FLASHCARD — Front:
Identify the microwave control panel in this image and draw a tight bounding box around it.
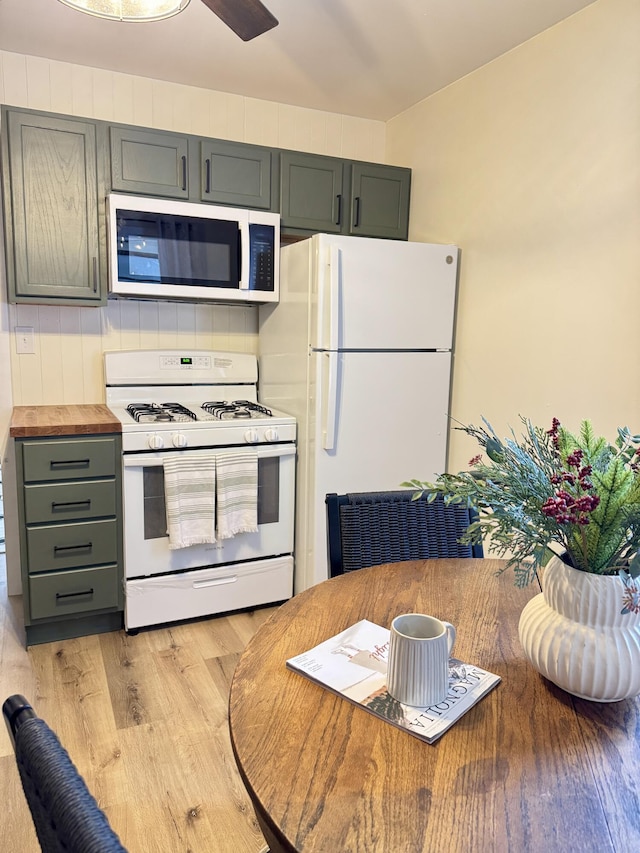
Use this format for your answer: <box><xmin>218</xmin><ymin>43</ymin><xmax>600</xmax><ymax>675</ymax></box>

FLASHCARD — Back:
<box><xmin>248</xmin><ymin>223</ymin><xmax>275</xmax><ymax>292</ymax></box>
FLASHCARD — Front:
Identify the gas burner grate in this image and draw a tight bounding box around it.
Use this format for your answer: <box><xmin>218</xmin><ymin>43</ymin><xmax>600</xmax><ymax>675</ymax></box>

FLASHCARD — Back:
<box><xmin>161</xmin><ymin>403</ymin><xmax>198</xmax><ymax>421</ymax></box>
<box><xmin>126</xmin><ymin>402</ymin><xmax>198</xmax><ymax>423</ymax></box>
<box><xmin>201</xmin><ymin>400</ymin><xmax>273</xmax><ymax>420</ymax></box>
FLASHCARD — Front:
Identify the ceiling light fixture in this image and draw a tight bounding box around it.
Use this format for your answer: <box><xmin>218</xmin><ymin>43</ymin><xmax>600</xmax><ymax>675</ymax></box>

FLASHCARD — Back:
<box><xmin>57</xmin><ymin>0</ymin><xmax>191</xmax><ymax>23</ymax></box>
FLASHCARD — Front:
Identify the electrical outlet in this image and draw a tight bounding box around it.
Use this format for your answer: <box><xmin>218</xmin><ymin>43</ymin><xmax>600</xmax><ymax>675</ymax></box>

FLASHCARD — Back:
<box><xmin>15</xmin><ymin>326</ymin><xmax>35</xmax><ymax>354</ymax></box>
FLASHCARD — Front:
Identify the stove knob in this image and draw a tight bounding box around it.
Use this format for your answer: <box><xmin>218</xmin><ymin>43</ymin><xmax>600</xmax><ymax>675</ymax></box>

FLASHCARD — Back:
<box><xmin>148</xmin><ymin>433</ymin><xmax>165</xmax><ymax>450</ymax></box>
<box><xmin>172</xmin><ymin>433</ymin><xmax>188</xmax><ymax>448</ymax></box>
<box><xmin>264</xmin><ymin>427</ymin><xmax>279</xmax><ymax>442</ymax></box>
<box><xmin>244</xmin><ymin>428</ymin><xmax>260</xmax><ymax>444</ymax></box>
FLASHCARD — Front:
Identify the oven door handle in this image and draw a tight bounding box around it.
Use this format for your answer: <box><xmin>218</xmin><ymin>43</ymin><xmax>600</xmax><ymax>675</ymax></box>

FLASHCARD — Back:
<box><xmin>122</xmin><ymin>444</ymin><xmax>296</xmax><ymax>468</ymax></box>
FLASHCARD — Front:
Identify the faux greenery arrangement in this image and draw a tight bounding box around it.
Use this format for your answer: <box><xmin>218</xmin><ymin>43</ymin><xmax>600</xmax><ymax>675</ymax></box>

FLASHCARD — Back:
<box><xmin>403</xmin><ymin>417</ymin><xmax>640</xmax><ymax>613</ymax></box>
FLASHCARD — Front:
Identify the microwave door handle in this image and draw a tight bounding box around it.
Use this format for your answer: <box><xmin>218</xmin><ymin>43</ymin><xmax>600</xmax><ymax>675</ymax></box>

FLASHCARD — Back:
<box><xmin>238</xmin><ymin>221</ymin><xmax>249</xmax><ymax>290</ymax></box>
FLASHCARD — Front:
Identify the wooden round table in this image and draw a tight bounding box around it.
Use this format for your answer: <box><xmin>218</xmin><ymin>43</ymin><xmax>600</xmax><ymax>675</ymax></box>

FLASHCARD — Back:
<box><xmin>229</xmin><ymin>559</ymin><xmax>640</xmax><ymax>852</ymax></box>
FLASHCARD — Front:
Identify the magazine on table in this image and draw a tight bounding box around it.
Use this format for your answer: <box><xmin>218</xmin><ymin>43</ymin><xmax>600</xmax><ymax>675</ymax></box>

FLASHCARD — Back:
<box><xmin>286</xmin><ymin>619</ymin><xmax>501</xmax><ymax>744</ymax></box>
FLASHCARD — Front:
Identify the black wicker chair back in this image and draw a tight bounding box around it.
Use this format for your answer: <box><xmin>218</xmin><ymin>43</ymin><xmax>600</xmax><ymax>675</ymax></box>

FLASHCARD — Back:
<box><xmin>2</xmin><ymin>694</ymin><xmax>127</xmax><ymax>853</ymax></box>
<box><xmin>326</xmin><ymin>490</ymin><xmax>483</xmax><ymax>576</ymax></box>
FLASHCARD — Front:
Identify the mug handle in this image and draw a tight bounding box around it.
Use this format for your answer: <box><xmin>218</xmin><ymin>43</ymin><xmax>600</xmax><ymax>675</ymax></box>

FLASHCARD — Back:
<box><xmin>443</xmin><ymin>621</ymin><xmax>456</xmax><ymax>654</ymax></box>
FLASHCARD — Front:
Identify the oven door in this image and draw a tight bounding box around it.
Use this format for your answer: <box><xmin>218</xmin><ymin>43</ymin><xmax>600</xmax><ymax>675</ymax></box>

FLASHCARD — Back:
<box><xmin>121</xmin><ymin>444</ymin><xmax>295</xmax><ymax>579</ymax></box>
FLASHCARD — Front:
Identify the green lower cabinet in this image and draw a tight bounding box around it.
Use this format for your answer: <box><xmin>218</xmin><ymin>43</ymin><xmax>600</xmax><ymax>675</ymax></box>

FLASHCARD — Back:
<box><xmin>29</xmin><ymin>565</ymin><xmax>121</xmax><ymax>621</ymax></box>
<box><xmin>26</xmin><ymin>518</ymin><xmax>119</xmax><ymax>573</ymax></box>
<box><xmin>24</xmin><ymin>479</ymin><xmax>117</xmax><ymax>525</ymax></box>
<box><xmin>16</xmin><ymin>433</ymin><xmax>124</xmax><ymax>646</ymax></box>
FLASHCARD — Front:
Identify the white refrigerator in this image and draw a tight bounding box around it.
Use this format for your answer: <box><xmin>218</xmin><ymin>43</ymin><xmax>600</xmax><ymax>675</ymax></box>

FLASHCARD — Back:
<box><xmin>258</xmin><ymin>233</ymin><xmax>459</xmax><ymax>593</ymax></box>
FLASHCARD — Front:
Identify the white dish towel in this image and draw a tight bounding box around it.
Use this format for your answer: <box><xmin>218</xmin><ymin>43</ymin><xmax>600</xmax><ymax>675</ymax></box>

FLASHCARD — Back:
<box><xmin>163</xmin><ymin>455</ymin><xmax>217</xmax><ymax>550</ymax></box>
<box><xmin>216</xmin><ymin>450</ymin><xmax>259</xmax><ymax>539</ymax></box>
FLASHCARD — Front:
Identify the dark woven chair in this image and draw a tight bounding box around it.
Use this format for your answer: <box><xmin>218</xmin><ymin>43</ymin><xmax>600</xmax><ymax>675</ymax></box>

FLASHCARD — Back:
<box><xmin>326</xmin><ymin>490</ymin><xmax>483</xmax><ymax>576</ymax></box>
<box><xmin>2</xmin><ymin>694</ymin><xmax>127</xmax><ymax>853</ymax></box>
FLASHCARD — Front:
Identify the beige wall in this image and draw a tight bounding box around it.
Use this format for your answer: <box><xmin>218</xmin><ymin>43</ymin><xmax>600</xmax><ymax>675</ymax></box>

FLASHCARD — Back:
<box><xmin>387</xmin><ymin>0</ymin><xmax>640</xmax><ymax>476</ymax></box>
<box><xmin>0</xmin><ymin>49</ymin><xmax>386</xmax><ymax>424</ymax></box>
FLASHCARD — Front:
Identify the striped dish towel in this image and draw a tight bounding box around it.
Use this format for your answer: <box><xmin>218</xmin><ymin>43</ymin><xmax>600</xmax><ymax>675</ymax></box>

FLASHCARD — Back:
<box><xmin>163</xmin><ymin>455</ymin><xmax>217</xmax><ymax>550</ymax></box>
<box><xmin>216</xmin><ymin>450</ymin><xmax>259</xmax><ymax>539</ymax></box>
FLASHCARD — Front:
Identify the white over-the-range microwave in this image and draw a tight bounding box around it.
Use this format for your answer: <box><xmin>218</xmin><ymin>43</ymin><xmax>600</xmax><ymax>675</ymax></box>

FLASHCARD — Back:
<box><xmin>107</xmin><ymin>194</ymin><xmax>280</xmax><ymax>304</ymax></box>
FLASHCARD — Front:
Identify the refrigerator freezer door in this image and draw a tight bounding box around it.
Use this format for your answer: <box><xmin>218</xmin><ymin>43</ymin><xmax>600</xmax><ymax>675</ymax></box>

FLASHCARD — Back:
<box><xmin>299</xmin><ymin>349</ymin><xmax>452</xmax><ymax>592</ymax></box>
<box><xmin>313</xmin><ymin>235</ymin><xmax>458</xmax><ymax>351</ymax></box>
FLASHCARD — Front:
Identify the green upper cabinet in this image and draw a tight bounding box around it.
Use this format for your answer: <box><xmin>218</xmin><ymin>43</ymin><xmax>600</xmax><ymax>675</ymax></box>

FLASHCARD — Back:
<box><xmin>2</xmin><ymin>107</ymin><xmax>106</xmax><ymax>305</ymax></box>
<box><xmin>0</xmin><ymin>106</ymin><xmax>413</xmax><ymax>309</ymax></box>
<box><xmin>280</xmin><ymin>151</ymin><xmax>411</xmax><ymax>240</ymax></box>
<box><xmin>200</xmin><ymin>139</ymin><xmax>273</xmax><ymax>209</ymax></box>
<box><xmin>349</xmin><ymin>162</ymin><xmax>411</xmax><ymax>240</ymax></box>
<box><xmin>109</xmin><ymin>126</ymin><xmax>189</xmax><ymax>198</ymax></box>
<box><xmin>280</xmin><ymin>151</ymin><xmax>346</xmax><ymax>233</ymax></box>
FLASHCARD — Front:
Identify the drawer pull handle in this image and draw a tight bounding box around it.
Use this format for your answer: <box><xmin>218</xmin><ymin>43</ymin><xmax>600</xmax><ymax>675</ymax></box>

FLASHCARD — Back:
<box><xmin>54</xmin><ymin>542</ymin><xmax>93</xmax><ymax>554</ymax></box>
<box><xmin>335</xmin><ymin>193</ymin><xmax>342</xmax><ymax>226</ymax></box>
<box><xmin>193</xmin><ymin>576</ymin><xmax>238</xmax><ymax>589</ymax></box>
<box><xmin>56</xmin><ymin>588</ymin><xmax>94</xmax><ymax>601</ymax></box>
<box><xmin>205</xmin><ymin>158</ymin><xmax>211</xmax><ymax>194</ymax></box>
<box><xmin>50</xmin><ymin>459</ymin><xmax>91</xmax><ymax>469</ymax></box>
<box><xmin>51</xmin><ymin>500</ymin><xmax>92</xmax><ymax>510</ymax></box>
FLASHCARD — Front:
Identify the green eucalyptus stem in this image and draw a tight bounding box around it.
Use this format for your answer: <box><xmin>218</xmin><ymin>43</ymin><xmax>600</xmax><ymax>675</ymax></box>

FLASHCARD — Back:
<box><xmin>405</xmin><ymin>416</ymin><xmax>640</xmax><ymax>589</ymax></box>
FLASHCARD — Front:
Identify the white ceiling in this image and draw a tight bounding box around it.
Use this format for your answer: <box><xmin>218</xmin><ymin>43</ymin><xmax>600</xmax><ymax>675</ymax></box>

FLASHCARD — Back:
<box><xmin>0</xmin><ymin>0</ymin><xmax>597</xmax><ymax>121</ymax></box>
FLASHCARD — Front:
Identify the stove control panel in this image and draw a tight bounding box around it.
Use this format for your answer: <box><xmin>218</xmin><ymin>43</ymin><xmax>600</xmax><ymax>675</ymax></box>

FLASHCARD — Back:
<box><xmin>160</xmin><ymin>355</ymin><xmax>211</xmax><ymax>370</ymax></box>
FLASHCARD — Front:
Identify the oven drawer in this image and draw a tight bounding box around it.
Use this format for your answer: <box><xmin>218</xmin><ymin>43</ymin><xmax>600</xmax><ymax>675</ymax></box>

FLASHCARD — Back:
<box><xmin>24</xmin><ymin>480</ymin><xmax>117</xmax><ymax>524</ymax></box>
<box><xmin>27</xmin><ymin>519</ymin><xmax>119</xmax><ymax>573</ymax></box>
<box><xmin>22</xmin><ymin>437</ymin><xmax>118</xmax><ymax>483</ymax></box>
<box><xmin>29</xmin><ymin>565</ymin><xmax>120</xmax><ymax>620</ymax></box>
<box><xmin>125</xmin><ymin>556</ymin><xmax>293</xmax><ymax>630</ymax></box>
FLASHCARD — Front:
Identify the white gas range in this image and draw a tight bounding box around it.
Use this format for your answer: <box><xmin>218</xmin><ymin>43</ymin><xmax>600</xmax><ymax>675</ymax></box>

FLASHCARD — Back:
<box><xmin>104</xmin><ymin>350</ymin><xmax>296</xmax><ymax>632</ymax></box>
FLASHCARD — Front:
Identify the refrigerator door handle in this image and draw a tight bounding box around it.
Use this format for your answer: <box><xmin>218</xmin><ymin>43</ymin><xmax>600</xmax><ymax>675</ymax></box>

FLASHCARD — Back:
<box><xmin>325</xmin><ymin>246</ymin><xmax>341</xmax><ymax>350</ymax></box>
<box><xmin>322</xmin><ymin>351</ymin><xmax>339</xmax><ymax>451</ymax></box>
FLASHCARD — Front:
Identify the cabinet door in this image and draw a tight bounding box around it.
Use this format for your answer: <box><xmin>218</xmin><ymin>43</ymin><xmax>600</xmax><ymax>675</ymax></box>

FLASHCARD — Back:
<box><xmin>349</xmin><ymin>163</ymin><xmax>411</xmax><ymax>240</ymax></box>
<box><xmin>280</xmin><ymin>152</ymin><xmax>344</xmax><ymax>233</ymax></box>
<box><xmin>2</xmin><ymin>109</ymin><xmax>104</xmax><ymax>304</ymax></box>
<box><xmin>110</xmin><ymin>126</ymin><xmax>189</xmax><ymax>198</ymax></box>
<box><xmin>200</xmin><ymin>140</ymin><xmax>273</xmax><ymax>209</ymax></box>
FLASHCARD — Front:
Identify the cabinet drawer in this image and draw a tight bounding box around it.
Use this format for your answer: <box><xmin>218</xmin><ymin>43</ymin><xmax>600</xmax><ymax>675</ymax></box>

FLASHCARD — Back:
<box><xmin>27</xmin><ymin>519</ymin><xmax>118</xmax><ymax>573</ymax></box>
<box><xmin>22</xmin><ymin>437</ymin><xmax>117</xmax><ymax>483</ymax></box>
<box><xmin>29</xmin><ymin>565</ymin><xmax>120</xmax><ymax>620</ymax></box>
<box><xmin>24</xmin><ymin>479</ymin><xmax>116</xmax><ymax>524</ymax></box>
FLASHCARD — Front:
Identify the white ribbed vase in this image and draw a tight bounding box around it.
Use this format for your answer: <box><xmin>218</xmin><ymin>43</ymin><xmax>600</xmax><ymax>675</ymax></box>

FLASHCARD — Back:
<box><xmin>518</xmin><ymin>555</ymin><xmax>640</xmax><ymax>702</ymax></box>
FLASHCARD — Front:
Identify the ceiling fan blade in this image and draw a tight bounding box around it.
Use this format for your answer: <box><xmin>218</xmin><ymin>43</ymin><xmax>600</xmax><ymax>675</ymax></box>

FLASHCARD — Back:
<box><xmin>200</xmin><ymin>0</ymin><xmax>278</xmax><ymax>42</ymax></box>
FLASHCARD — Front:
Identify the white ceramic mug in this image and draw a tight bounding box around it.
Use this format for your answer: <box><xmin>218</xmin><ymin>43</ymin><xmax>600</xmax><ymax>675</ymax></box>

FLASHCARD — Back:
<box><xmin>387</xmin><ymin>613</ymin><xmax>456</xmax><ymax>707</ymax></box>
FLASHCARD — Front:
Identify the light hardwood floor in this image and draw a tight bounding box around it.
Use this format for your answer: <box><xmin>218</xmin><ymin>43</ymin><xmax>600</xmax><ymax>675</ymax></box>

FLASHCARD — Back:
<box><xmin>0</xmin><ymin>553</ymin><xmax>277</xmax><ymax>852</ymax></box>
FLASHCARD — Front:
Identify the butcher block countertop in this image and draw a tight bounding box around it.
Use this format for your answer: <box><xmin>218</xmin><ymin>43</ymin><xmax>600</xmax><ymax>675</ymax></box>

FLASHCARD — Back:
<box><xmin>10</xmin><ymin>404</ymin><xmax>121</xmax><ymax>438</ymax></box>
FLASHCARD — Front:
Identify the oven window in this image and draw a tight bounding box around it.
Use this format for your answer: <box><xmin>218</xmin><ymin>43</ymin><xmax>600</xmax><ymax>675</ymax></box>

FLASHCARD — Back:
<box><xmin>142</xmin><ymin>457</ymin><xmax>280</xmax><ymax>540</ymax></box>
<box><xmin>258</xmin><ymin>457</ymin><xmax>279</xmax><ymax>524</ymax></box>
<box><xmin>143</xmin><ymin>467</ymin><xmax>166</xmax><ymax>540</ymax></box>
